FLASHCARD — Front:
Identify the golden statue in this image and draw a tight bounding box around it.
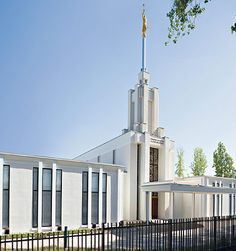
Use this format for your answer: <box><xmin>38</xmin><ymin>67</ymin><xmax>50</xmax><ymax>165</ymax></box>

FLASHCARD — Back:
<box><xmin>142</xmin><ymin>7</ymin><xmax>147</xmax><ymax>37</ymax></box>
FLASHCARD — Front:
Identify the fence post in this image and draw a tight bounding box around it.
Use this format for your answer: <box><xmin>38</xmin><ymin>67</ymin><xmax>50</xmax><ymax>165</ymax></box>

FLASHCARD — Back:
<box><xmin>168</xmin><ymin>219</ymin><xmax>172</xmax><ymax>251</ymax></box>
<box><xmin>64</xmin><ymin>226</ymin><xmax>68</xmax><ymax>249</ymax></box>
<box><xmin>101</xmin><ymin>223</ymin><xmax>105</xmax><ymax>251</ymax></box>
<box><xmin>232</xmin><ymin>216</ymin><xmax>235</xmax><ymax>247</ymax></box>
<box><xmin>213</xmin><ymin>216</ymin><xmax>217</xmax><ymax>249</ymax></box>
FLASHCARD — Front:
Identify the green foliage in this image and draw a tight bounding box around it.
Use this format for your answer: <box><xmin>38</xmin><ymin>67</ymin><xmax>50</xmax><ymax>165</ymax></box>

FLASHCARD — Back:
<box><xmin>231</xmin><ymin>23</ymin><xmax>236</xmax><ymax>33</ymax></box>
<box><xmin>166</xmin><ymin>0</ymin><xmax>236</xmax><ymax>44</ymax></box>
<box><xmin>213</xmin><ymin>142</ymin><xmax>234</xmax><ymax>178</ymax></box>
<box><xmin>191</xmin><ymin>147</ymin><xmax>207</xmax><ymax>176</ymax></box>
<box><xmin>165</xmin><ymin>0</ymin><xmax>210</xmax><ymax>45</ymax></box>
<box><xmin>175</xmin><ymin>148</ymin><xmax>185</xmax><ymax>177</ymax></box>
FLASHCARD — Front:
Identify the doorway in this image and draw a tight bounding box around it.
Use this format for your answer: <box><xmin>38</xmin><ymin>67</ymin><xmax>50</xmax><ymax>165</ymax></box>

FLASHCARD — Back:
<box><xmin>152</xmin><ymin>192</ymin><xmax>158</xmax><ymax>219</ymax></box>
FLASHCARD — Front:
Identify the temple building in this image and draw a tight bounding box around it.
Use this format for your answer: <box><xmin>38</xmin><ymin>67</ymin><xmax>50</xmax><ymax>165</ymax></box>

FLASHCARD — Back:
<box><xmin>0</xmin><ymin>9</ymin><xmax>235</xmax><ymax>234</ymax></box>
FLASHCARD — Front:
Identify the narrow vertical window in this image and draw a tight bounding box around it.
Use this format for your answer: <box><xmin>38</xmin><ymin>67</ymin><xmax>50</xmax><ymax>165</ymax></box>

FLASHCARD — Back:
<box><xmin>2</xmin><ymin>165</ymin><xmax>10</xmax><ymax>229</ymax></box>
<box><xmin>112</xmin><ymin>150</ymin><xmax>116</xmax><ymax>164</ymax></box>
<box><xmin>234</xmin><ymin>184</ymin><xmax>236</xmax><ymax>215</ymax></box>
<box><xmin>221</xmin><ymin>183</ymin><xmax>223</xmax><ymax>216</ymax></box>
<box><xmin>150</xmin><ymin>148</ymin><xmax>159</xmax><ymax>182</ymax></box>
<box><xmin>234</xmin><ymin>194</ymin><xmax>236</xmax><ymax>215</ymax></box>
<box><xmin>92</xmin><ymin>172</ymin><xmax>99</xmax><ymax>224</ymax></box>
<box><xmin>97</xmin><ymin>156</ymin><xmax>100</xmax><ymax>163</ymax></box>
<box><xmin>42</xmin><ymin>169</ymin><xmax>52</xmax><ymax>227</ymax></box>
<box><xmin>230</xmin><ymin>184</ymin><xmax>232</xmax><ymax>216</ymax></box>
<box><xmin>212</xmin><ymin>182</ymin><xmax>215</xmax><ymax>216</ymax></box>
<box><xmin>102</xmin><ymin>173</ymin><xmax>107</xmax><ymax>223</ymax></box>
<box><xmin>82</xmin><ymin>172</ymin><xmax>88</xmax><ymax>225</ymax></box>
<box><xmin>216</xmin><ymin>183</ymin><xmax>220</xmax><ymax>216</ymax></box>
<box><xmin>56</xmin><ymin>170</ymin><xmax>62</xmax><ymax>226</ymax></box>
<box><xmin>229</xmin><ymin>194</ymin><xmax>232</xmax><ymax>216</ymax></box>
<box><xmin>32</xmin><ymin>167</ymin><xmax>38</xmax><ymax>228</ymax></box>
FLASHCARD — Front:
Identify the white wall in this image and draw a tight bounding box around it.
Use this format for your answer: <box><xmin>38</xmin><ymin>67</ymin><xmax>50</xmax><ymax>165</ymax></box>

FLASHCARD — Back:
<box><xmin>0</xmin><ymin>155</ymin><xmax>121</xmax><ymax>234</ymax></box>
<box><xmin>61</xmin><ymin>166</ymin><xmax>82</xmax><ymax>229</ymax></box>
<box><xmin>6</xmin><ymin>160</ymin><xmax>35</xmax><ymax>233</ymax></box>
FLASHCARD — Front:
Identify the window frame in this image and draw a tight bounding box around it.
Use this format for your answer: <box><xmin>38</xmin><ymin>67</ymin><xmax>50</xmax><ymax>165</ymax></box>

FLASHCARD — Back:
<box><xmin>91</xmin><ymin>172</ymin><xmax>99</xmax><ymax>224</ymax></box>
<box><xmin>56</xmin><ymin>169</ymin><xmax>62</xmax><ymax>226</ymax></box>
<box><xmin>82</xmin><ymin>171</ymin><xmax>88</xmax><ymax>225</ymax></box>
<box><xmin>32</xmin><ymin>167</ymin><xmax>39</xmax><ymax>228</ymax></box>
<box><xmin>2</xmin><ymin>165</ymin><xmax>10</xmax><ymax>229</ymax></box>
<box><xmin>42</xmin><ymin>168</ymin><xmax>52</xmax><ymax>227</ymax></box>
<box><xmin>102</xmin><ymin>173</ymin><xmax>107</xmax><ymax>223</ymax></box>
<box><xmin>112</xmin><ymin>150</ymin><xmax>116</xmax><ymax>164</ymax></box>
<box><xmin>149</xmin><ymin>148</ymin><xmax>159</xmax><ymax>182</ymax></box>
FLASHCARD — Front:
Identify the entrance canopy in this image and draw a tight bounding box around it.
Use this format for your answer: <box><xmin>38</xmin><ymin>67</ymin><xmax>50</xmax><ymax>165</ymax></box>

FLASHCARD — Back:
<box><xmin>142</xmin><ymin>181</ymin><xmax>236</xmax><ymax>194</ymax></box>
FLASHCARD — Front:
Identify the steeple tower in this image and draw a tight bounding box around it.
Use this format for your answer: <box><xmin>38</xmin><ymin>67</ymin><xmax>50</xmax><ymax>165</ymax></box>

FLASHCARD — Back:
<box><xmin>127</xmin><ymin>6</ymin><xmax>159</xmax><ymax>134</ymax></box>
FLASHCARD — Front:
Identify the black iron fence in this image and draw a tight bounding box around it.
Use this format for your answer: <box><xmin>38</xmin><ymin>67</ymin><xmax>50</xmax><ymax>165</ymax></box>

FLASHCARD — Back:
<box><xmin>1</xmin><ymin>216</ymin><xmax>236</xmax><ymax>250</ymax></box>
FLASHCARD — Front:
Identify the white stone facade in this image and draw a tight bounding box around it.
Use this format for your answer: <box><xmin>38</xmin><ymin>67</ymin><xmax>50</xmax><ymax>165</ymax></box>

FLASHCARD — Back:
<box><xmin>0</xmin><ymin>153</ymin><xmax>123</xmax><ymax>234</ymax></box>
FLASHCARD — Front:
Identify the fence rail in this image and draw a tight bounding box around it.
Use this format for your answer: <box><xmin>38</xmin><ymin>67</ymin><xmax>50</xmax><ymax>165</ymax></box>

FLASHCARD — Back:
<box><xmin>1</xmin><ymin>216</ymin><xmax>236</xmax><ymax>250</ymax></box>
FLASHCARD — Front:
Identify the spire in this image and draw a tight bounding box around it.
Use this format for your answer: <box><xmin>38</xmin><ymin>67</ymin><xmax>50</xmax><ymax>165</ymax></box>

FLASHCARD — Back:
<box><xmin>139</xmin><ymin>4</ymin><xmax>149</xmax><ymax>85</ymax></box>
<box><xmin>141</xmin><ymin>4</ymin><xmax>147</xmax><ymax>72</ymax></box>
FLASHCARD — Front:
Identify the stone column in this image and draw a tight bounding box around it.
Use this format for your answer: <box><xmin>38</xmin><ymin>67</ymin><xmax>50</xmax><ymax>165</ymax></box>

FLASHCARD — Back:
<box><xmin>38</xmin><ymin>161</ymin><xmax>43</xmax><ymax>232</ymax></box>
<box><xmin>192</xmin><ymin>193</ymin><xmax>196</xmax><ymax>218</ymax></box>
<box><xmin>52</xmin><ymin>163</ymin><xmax>57</xmax><ymax>231</ymax></box>
<box><xmin>87</xmin><ymin>167</ymin><xmax>92</xmax><ymax>227</ymax></box>
<box><xmin>107</xmin><ymin>175</ymin><xmax>111</xmax><ymax>224</ymax></box>
<box><xmin>169</xmin><ymin>192</ymin><xmax>174</xmax><ymax>219</ymax></box>
<box><xmin>146</xmin><ymin>192</ymin><xmax>151</xmax><ymax>221</ymax></box>
<box><xmin>117</xmin><ymin>169</ymin><xmax>123</xmax><ymax>223</ymax></box>
<box><xmin>98</xmin><ymin>168</ymin><xmax>103</xmax><ymax>226</ymax></box>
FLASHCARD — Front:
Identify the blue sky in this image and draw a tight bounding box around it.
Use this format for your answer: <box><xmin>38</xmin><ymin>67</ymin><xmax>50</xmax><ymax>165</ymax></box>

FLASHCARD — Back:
<box><xmin>0</xmin><ymin>1</ymin><xmax>235</xmax><ymax>176</ymax></box>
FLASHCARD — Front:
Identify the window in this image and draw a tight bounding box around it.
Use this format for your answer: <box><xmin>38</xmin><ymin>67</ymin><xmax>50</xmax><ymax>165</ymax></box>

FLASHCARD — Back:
<box><xmin>82</xmin><ymin>172</ymin><xmax>88</xmax><ymax>225</ymax></box>
<box><xmin>229</xmin><ymin>184</ymin><xmax>233</xmax><ymax>215</ymax></box>
<box><xmin>42</xmin><ymin>169</ymin><xmax>52</xmax><ymax>227</ymax></box>
<box><xmin>2</xmin><ymin>165</ymin><xmax>10</xmax><ymax>229</ymax></box>
<box><xmin>56</xmin><ymin>170</ymin><xmax>62</xmax><ymax>226</ymax></box>
<box><xmin>112</xmin><ymin>150</ymin><xmax>116</xmax><ymax>164</ymax></box>
<box><xmin>212</xmin><ymin>182</ymin><xmax>215</xmax><ymax>216</ymax></box>
<box><xmin>216</xmin><ymin>183</ymin><xmax>220</xmax><ymax>216</ymax></box>
<box><xmin>216</xmin><ymin>194</ymin><xmax>220</xmax><ymax>216</ymax></box>
<box><xmin>32</xmin><ymin>167</ymin><xmax>38</xmax><ymax>228</ymax></box>
<box><xmin>229</xmin><ymin>194</ymin><xmax>232</xmax><ymax>216</ymax></box>
<box><xmin>92</xmin><ymin>172</ymin><xmax>99</xmax><ymax>224</ymax></box>
<box><xmin>97</xmin><ymin>156</ymin><xmax>100</xmax><ymax>163</ymax></box>
<box><xmin>102</xmin><ymin>173</ymin><xmax>107</xmax><ymax>223</ymax></box>
<box><xmin>150</xmin><ymin>148</ymin><xmax>159</xmax><ymax>182</ymax></box>
<box><xmin>234</xmin><ymin>194</ymin><xmax>236</xmax><ymax>215</ymax></box>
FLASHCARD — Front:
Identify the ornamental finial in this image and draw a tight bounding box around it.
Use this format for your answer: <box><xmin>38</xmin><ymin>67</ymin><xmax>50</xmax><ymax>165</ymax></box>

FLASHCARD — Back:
<box><xmin>142</xmin><ymin>4</ymin><xmax>147</xmax><ymax>37</ymax></box>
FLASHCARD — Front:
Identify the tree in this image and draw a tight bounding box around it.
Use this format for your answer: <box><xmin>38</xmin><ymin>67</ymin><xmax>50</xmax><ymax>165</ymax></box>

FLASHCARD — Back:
<box><xmin>191</xmin><ymin>147</ymin><xmax>207</xmax><ymax>176</ymax></box>
<box><xmin>166</xmin><ymin>0</ymin><xmax>235</xmax><ymax>45</ymax></box>
<box><xmin>213</xmin><ymin>142</ymin><xmax>234</xmax><ymax>178</ymax></box>
<box><xmin>175</xmin><ymin>148</ymin><xmax>185</xmax><ymax>177</ymax></box>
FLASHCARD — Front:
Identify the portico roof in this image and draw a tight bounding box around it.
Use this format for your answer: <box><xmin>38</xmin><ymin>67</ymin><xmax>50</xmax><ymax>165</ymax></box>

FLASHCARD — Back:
<box><xmin>141</xmin><ymin>181</ymin><xmax>236</xmax><ymax>194</ymax></box>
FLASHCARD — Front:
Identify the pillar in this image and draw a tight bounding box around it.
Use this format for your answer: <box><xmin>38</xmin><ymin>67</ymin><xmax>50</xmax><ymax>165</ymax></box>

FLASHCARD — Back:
<box><xmin>0</xmin><ymin>158</ymin><xmax>3</xmax><ymax>234</ymax></box>
<box><xmin>146</xmin><ymin>192</ymin><xmax>151</xmax><ymax>221</ymax></box>
<box><xmin>117</xmin><ymin>169</ymin><xmax>123</xmax><ymax>222</ymax></box>
<box><xmin>152</xmin><ymin>88</ymin><xmax>159</xmax><ymax>133</ymax></box>
<box><xmin>52</xmin><ymin>163</ymin><xmax>56</xmax><ymax>231</ymax></box>
<box><xmin>163</xmin><ymin>138</ymin><xmax>170</xmax><ymax>180</ymax></box>
<box><xmin>38</xmin><ymin>161</ymin><xmax>43</xmax><ymax>232</ymax></box>
<box><xmin>98</xmin><ymin>168</ymin><xmax>103</xmax><ymax>226</ymax></box>
<box><xmin>169</xmin><ymin>192</ymin><xmax>174</xmax><ymax>219</ymax></box>
<box><xmin>87</xmin><ymin>167</ymin><xmax>92</xmax><ymax>227</ymax></box>
<box><xmin>107</xmin><ymin>175</ymin><xmax>111</xmax><ymax>224</ymax></box>
<box><xmin>192</xmin><ymin>193</ymin><xmax>196</xmax><ymax>218</ymax></box>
